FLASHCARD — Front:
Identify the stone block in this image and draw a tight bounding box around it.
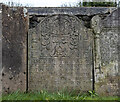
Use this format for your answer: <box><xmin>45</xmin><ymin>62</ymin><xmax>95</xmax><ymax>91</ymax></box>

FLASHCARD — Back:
<box><xmin>2</xmin><ymin>5</ymin><xmax>28</xmax><ymax>93</ymax></box>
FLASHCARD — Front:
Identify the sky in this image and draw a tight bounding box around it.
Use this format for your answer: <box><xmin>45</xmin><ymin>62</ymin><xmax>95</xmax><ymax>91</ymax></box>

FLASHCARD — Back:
<box><xmin>0</xmin><ymin>0</ymin><xmax>80</xmax><ymax>7</ymax></box>
<box><xmin>0</xmin><ymin>0</ymin><xmax>119</xmax><ymax>7</ymax></box>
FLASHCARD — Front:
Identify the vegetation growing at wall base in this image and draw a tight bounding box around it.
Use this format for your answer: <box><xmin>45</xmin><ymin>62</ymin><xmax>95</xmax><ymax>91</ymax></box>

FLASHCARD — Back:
<box><xmin>1</xmin><ymin>90</ymin><xmax>120</xmax><ymax>101</ymax></box>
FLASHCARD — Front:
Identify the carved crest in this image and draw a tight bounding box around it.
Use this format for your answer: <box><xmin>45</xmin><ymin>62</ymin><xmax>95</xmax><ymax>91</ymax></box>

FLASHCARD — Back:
<box><xmin>38</xmin><ymin>15</ymin><xmax>81</xmax><ymax>57</ymax></box>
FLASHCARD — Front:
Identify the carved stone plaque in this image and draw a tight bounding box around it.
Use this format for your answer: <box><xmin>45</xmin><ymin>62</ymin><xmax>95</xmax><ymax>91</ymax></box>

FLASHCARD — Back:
<box><xmin>28</xmin><ymin>14</ymin><xmax>93</xmax><ymax>92</ymax></box>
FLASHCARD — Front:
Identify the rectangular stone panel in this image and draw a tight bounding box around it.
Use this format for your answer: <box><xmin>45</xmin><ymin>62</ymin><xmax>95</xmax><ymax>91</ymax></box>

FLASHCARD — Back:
<box><xmin>28</xmin><ymin>15</ymin><xmax>93</xmax><ymax>92</ymax></box>
<box><xmin>2</xmin><ymin>5</ymin><xmax>28</xmax><ymax>93</ymax></box>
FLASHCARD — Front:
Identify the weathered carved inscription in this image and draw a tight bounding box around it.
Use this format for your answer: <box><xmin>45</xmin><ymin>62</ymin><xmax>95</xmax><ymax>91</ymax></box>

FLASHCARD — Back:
<box><xmin>29</xmin><ymin>14</ymin><xmax>93</xmax><ymax>92</ymax></box>
<box><xmin>39</xmin><ymin>15</ymin><xmax>79</xmax><ymax>57</ymax></box>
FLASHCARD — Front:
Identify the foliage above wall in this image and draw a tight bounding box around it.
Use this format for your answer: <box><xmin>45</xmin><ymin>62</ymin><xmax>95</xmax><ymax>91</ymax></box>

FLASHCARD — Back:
<box><xmin>61</xmin><ymin>2</ymin><xmax>118</xmax><ymax>7</ymax></box>
<box><xmin>82</xmin><ymin>2</ymin><xmax>117</xmax><ymax>7</ymax></box>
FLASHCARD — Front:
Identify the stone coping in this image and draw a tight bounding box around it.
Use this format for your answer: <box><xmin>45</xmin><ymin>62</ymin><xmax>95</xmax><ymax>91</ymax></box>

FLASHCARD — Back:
<box><xmin>0</xmin><ymin>4</ymin><xmax>117</xmax><ymax>16</ymax></box>
<box><xmin>27</xmin><ymin>7</ymin><xmax>117</xmax><ymax>16</ymax></box>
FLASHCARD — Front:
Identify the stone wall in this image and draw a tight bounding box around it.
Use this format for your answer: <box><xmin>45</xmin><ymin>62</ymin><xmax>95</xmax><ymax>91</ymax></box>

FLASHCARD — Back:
<box><xmin>91</xmin><ymin>8</ymin><xmax>120</xmax><ymax>96</ymax></box>
<box><xmin>2</xmin><ymin>5</ymin><xmax>28</xmax><ymax>93</ymax></box>
<box><xmin>28</xmin><ymin>7</ymin><xmax>119</xmax><ymax>96</ymax></box>
<box><xmin>1</xmin><ymin>5</ymin><xmax>120</xmax><ymax>96</ymax></box>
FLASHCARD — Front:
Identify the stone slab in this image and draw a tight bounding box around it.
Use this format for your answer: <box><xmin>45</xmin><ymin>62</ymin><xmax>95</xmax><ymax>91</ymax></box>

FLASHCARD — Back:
<box><xmin>2</xmin><ymin>5</ymin><xmax>28</xmax><ymax>93</ymax></box>
<box><xmin>28</xmin><ymin>14</ymin><xmax>93</xmax><ymax>92</ymax></box>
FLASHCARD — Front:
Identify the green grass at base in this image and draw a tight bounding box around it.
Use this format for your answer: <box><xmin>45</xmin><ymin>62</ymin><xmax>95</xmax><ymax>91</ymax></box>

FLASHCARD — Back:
<box><xmin>1</xmin><ymin>90</ymin><xmax>120</xmax><ymax>101</ymax></box>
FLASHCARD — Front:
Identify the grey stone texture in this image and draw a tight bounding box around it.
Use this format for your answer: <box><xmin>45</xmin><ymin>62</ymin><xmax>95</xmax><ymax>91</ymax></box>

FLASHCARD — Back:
<box><xmin>28</xmin><ymin>7</ymin><xmax>120</xmax><ymax>96</ymax></box>
<box><xmin>0</xmin><ymin>3</ymin><xmax>2</xmax><ymax>96</ymax></box>
<box><xmin>27</xmin><ymin>7</ymin><xmax>116</xmax><ymax>16</ymax></box>
<box><xmin>91</xmin><ymin>8</ymin><xmax>120</xmax><ymax>96</ymax></box>
<box><xmin>2</xmin><ymin>5</ymin><xmax>28</xmax><ymax>93</ymax></box>
<box><xmin>28</xmin><ymin>14</ymin><xmax>93</xmax><ymax>92</ymax></box>
<box><xmin>1</xmin><ymin>5</ymin><xmax>120</xmax><ymax>96</ymax></box>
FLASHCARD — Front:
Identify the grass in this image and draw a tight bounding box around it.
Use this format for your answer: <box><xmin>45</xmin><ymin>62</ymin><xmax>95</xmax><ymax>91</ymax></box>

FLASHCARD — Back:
<box><xmin>1</xmin><ymin>90</ymin><xmax>120</xmax><ymax>101</ymax></box>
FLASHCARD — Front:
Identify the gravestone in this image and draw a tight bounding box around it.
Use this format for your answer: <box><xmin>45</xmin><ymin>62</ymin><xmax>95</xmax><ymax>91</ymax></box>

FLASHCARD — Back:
<box><xmin>28</xmin><ymin>14</ymin><xmax>93</xmax><ymax>92</ymax></box>
<box><xmin>2</xmin><ymin>5</ymin><xmax>28</xmax><ymax>93</ymax></box>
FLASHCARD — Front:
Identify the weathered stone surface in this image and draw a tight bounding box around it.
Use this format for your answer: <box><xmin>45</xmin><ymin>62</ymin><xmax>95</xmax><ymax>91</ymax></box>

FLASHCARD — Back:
<box><xmin>28</xmin><ymin>14</ymin><xmax>93</xmax><ymax>92</ymax></box>
<box><xmin>118</xmin><ymin>16</ymin><xmax>120</xmax><ymax>96</ymax></box>
<box><xmin>27</xmin><ymin>7</ymin><xmax>116</xmax><ymax>16</ymax></box>
<box><xmin>0</xmin><ymin>5</ymin><xmax>119</xmax><ymax>96</ymax></box>
<box><xmin>91</xmin><ymin>15</ymin><xmax>102</xmax><ymax>34</ymax></box>
<box><xmin>0</xmin><ymin>3</ymin><xmax>2</xmax><ymax>10</ymax></box>
<box><xmin>0</xmin><ymin>4</ymin><xmax>2</xmax><ymax>96</ymax></box>
<box><xmin>93</xmin><ymin>8</ymin><xmax>120</xmax><ymax>96</ymax></box>
<box><xmin>102</xmin><ymin>8</ymin><xmax>120</xmax><ymax>28</ymax></box>
<box><xmin>2</xmin><ymin>5</ymin><xmax>28</xmax><ymax>93</ymax></box>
